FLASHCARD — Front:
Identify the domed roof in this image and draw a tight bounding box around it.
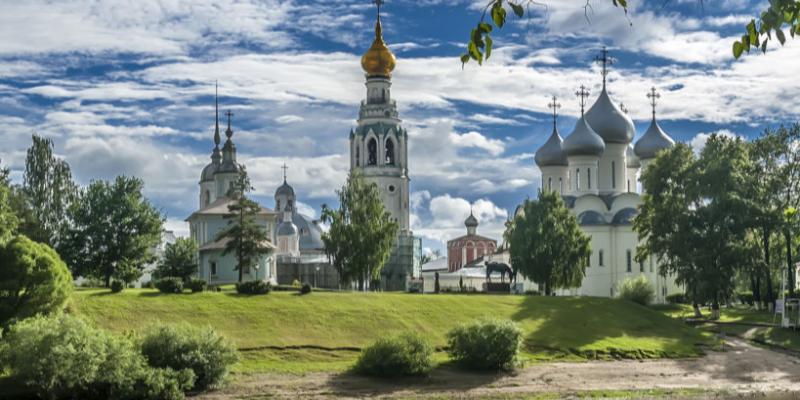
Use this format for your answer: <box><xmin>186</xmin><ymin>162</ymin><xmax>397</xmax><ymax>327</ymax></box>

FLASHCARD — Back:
<box><xmin>585</xmin><ymin>89</ymin><xmax>635</xmax><ymax>144</ymax></box>
<box><xmin>562</xmin><ymin>116</ymin><xmax>605</xmax><ymax>157</ymax></box>
<box><xmin>577</xmin><ymin>210</ymin><xmax>606</xmax><ymax>226</ymax></box>
<box><xmin>465</xmin><ymin>211</ymin><xmax>478</xmax><ymax>228</ymax></box>
<box><xmin>634</xmin><ymin>118</ymin><xmax>675</xmax><ymax>160</ymax></box>
<box><xmin>534</xmin><ymin>126</ymin><xmax>568</xmax><ymax>167</ymax></box>
<box><xmin>201</xmin><ymin>162</ymin><xmax>217</xmax><ymax>182</ymax></box>
<box><xmin>217</xmin><ymin>161</ymin><xmax>239</xmax><ymax>174</ymax></box>
<box><xmin>361</xmin><ymin>19</ymin><xmax>396</xmax><ymax>77</ymax></box>
<box><xmin>277</xmin><ymin>220</ymin><xmax>299</xmax><ymax>236</ymax></box>
<box><xmin>626</xmin><ymin>144</ymin><xmax>641</xmax><ymax>168</ymax></box>
<box><xmin>275</xmin><ymin>180</ymin><xmax>295</xmax><ymax>197</ymax></box>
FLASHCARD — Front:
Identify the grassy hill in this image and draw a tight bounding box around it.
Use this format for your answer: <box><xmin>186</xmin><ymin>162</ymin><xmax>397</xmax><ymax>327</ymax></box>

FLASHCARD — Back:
<box><xmin>70</xmin><ymin>289</ymin><xmax>713</xmax><ymax>373</ymax></box>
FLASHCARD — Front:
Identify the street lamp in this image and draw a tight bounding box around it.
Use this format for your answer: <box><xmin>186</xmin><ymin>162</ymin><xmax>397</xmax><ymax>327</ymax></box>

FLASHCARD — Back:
<box><xmin>315</xmin><ymin>266</ymin><xmax>321</xmax><ymax>288</ymax></box>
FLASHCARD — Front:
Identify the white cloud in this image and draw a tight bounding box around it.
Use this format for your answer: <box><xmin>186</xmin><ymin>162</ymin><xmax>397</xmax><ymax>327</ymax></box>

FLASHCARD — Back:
<box><xmin>275</xmin><ymin>115</ymin><xmax>304</xmax><ymax>124</ymax></box>
<box><xmin>295</xmin><ymin>201</ymin><xmax>318</xmax><ymax>219</ymax></box>
<box><xmin>689</xmin><ymin>129</ymin><xmax>741</xmax><ymax>153</ymax></box>
<box><xmin>412</xmin><ymin>193</ymin><xmax>509</xmax><ymax>248</ymax></box>
<box><xmin>165</xmin><ymin>218</ymin><xmax>190</xmax><ymax>238</ymax></box>
<box><xmin>449</xmin><ymin>131</ymin><xmax>505</xmax><ymax>156</ymax></box>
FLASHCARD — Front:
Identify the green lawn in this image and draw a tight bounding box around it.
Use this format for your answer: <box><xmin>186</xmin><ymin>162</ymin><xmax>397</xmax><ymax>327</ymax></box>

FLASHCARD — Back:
<box><xmin>70</xmin><ymin>289</ymin><xmax>713</xmax><ymax>373</ymax></box>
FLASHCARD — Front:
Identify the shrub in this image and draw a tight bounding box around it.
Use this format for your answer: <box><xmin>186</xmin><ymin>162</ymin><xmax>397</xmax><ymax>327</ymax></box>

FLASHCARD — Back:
<box><xmin>0</xmin><ymin>236</ymin><xmax>72</xmax><ymax>326</ymax></box>
<box><xmin>156</xmin><ymin>277</ymin><xmax>184</xmax><ymax>294</ymax></box>
<box><xmin>0</xmin><ymin>314</ymin><xmax>194</xmax><ymax>400</ymax></box>
<box><xmin>235</xmin><ymin>280</ymin><xmax>271</xmax><ymax>295</ymax></box>
<box><xmin>446</xmin><ymin>319</ymin><xmax>521</xmax><ymax>371</ymax></box>
<box><xmin>666</xmin><ymin>293</ymin><xmax>686</xmax><ymax>304</ymax></box>
<box><xmin>524</xmin><ymin>289</ymin><xmax>541</xmax><ymax>296</ymax></box>
<box><xmin>142</xmin><ymin>280</ymin><xmax>154</xmax><ymax>289</ymax></box>
<box><xmin>737</xmin><ymin>291</ymin><xmax>755</xmax><ymax>306</ymax></box>
<box><xmin>111</xmin><ymin>280</ymin><xmax>125</xmax><ymax>293</ymax></box>
<box><xmin>186</xmin><ymin>279</ymin><xmax>207</xmax><ymax>293</ymax></box>
<box><xmin>300</xmin><ymin>283</ymin><xmax>312</xmax><ymax>295</ymax></box>
<box><xmin>619</xmin><ymin>275</ymin><xmax>655</xmax><ymax>306</ymax></box>
<box><xmin>354</xmin><ymin>332</ymin><xmax>433</xmax><ymax>377</ymax></box>
<box><xmin>291</xmin><ymin>279</ymin><xmax>301</xmax><ymax>288</ymax></box>
<box><xmin>140</xmin><ymin>323</ymin><xmax>238</xmax><ymax>390</ymax></box>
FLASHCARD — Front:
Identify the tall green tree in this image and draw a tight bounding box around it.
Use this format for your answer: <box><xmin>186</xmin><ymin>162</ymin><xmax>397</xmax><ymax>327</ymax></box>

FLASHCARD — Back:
<box><xmin>508</xmin><ymin>190</ymin><xmax>591</xmax><ymax>296</ymax></box>
<box><xmin>154</xmin><ymin>237</ymin><xmax>199</xmax><ymax>282</ymax></box>
<box><xmin>20</xmin><ymin>135</ymin><xmax>77</xmax><ymax>246</ymax></box>
<box><xmin>60</xmin><ymin>176</ymin><xmax>163</xmax><ymax>287</ymax></box>
<box><xmin>216</xmin><ymin>167</ymin><xmax>272</xmax><ymax>283</ymax></box>
<box><xmin>0</xmin><ymin>160</ymin><xmax>19</xmax><ymax>245</ymax></box>
<box><xmin>321</xmin><ymin>171</ymin><xmax>398</xmax><ymax>291</ymax></box>
<box><xmin>635</xmin><ymin>137</ymin><xmax>755</xmax><ymax>318</ymax></box>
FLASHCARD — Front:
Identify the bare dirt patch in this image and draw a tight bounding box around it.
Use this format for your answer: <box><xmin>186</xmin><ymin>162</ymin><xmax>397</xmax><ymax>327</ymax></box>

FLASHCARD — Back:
<box><xmin>195</xmin><ymin>338</ymin><xmax>800</xmax><ymax>399</ymax></box>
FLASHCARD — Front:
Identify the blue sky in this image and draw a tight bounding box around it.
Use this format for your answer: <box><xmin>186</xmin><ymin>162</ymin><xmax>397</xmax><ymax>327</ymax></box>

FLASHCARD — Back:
<box><xmin>0</xmin><ymin>0</ymin><xmax>797</xmax><ymax>254</ymax></box>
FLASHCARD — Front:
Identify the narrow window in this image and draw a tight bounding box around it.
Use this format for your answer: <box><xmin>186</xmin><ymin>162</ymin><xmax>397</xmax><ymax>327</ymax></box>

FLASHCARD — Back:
<box><xmin>611</xmin><ymin>161</ymin><xmax>616</xmax><ymax>188</ymax></box>
<box><xmin>627</xmin><ymin>179</ymin><xmax>631</xmax><ymax>193</ymax></box>
<box><xmin>626</xmin><ymin>250</ymin><xmax>632</xmax><ymax>272</ymax></box>
<box><xmin>640</xmin><ymin>260</ymin><xmax>645</xmax><ymax>272</ymax></box>
<box><xmin>559</xmin><ymin>177</ymin><xmax>563</xmax><ymax>193</ymax></box>
<box><xmin>355</xmin><ymin>146</ymin><xmax>360</xmax><ymax>167</ymax></box>
<box><xmin>649</xmin><ymin>258</ymin><xmax>654</xmax><ymax>273</ymax></box>
<box><xmin>587</xmin><ymin>168</ymin><xmax>591</xmax><ymax>189</ymax></box>
<box><xmin>548</xmin><ymin>177</ymin><xmax>552</xmax><ymax>191</ymax></box>
<box><xmin>210</xmin><ymin>262</ymin><xmax>217</xmax><ymax>276</ymax></box>
<box><xmin>385</xmin><ymin>138</ymin><xmax>395</xmax><ymax>165</ymax></box>
<box><xmin>576</xmin><ymin>168</ymin><xmax>580</xmax><ymax>190</ymax></box>
<box><xmin>367</xmin><ymin>138</ymin><xmax>377</xmax><ymax>166</ymax></box>
<box><xmin>599</xmin><ymin>249</ymin><xmax>604</xmax><ymax>267</ymax></box>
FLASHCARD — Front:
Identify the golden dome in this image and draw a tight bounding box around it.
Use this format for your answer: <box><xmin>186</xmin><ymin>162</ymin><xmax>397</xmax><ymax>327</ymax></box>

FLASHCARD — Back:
<box><xmin>360</xmin><ymin>18</ymin><xmax>396</xmax><ymax>77</ymax></box>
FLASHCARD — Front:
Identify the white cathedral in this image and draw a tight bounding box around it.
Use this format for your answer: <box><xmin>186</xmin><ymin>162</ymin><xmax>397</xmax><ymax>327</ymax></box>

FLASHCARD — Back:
<box><xmin>533</xmin><ymin>54</ymin><xmax>681</xmax><ymax>303</ymax></box>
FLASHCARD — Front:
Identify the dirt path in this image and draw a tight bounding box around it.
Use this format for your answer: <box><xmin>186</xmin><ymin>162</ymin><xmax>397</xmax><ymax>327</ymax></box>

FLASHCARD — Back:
<box><xmin>197</xmin><ymin>338</ymin><xmax>800</xmax><ymax>399</ymax></box>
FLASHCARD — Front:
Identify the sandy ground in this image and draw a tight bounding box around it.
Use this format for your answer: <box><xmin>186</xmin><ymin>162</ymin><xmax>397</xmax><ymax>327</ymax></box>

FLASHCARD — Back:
<box><xmin>196</xmin><ymin>338</ymin><xmax>800</xmax><ymax>399</ymax></box>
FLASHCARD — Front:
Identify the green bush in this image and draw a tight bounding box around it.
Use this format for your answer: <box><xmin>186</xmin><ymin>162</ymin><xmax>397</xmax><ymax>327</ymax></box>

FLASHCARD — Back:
<box><xmin>737</xmin><ymin>291</ymin><xmax>755</xmax><ymax>306</ymax></box>
<box><xmin>0</xmin><ymin>314</ymin><xmax>194</xmax><ymax>400</ymax></box>
<box><xmin>291</xmin><ymin>279</ymin><xmax>301</xmax><ymax>288</ymax></box>
<box><xmin>186</xmin><ymin>279</ymin><xmax>207</xmax><ymax>293</ymax></box>
<box><xmin>0</xmin><ymin>235</ymin><xmax>72</xmax><ymax>326</ymax></box>
<box><xmin>446</xmin><ymin>319</ymin><xmax>521</xmax><ymax>371</ymax></box>
<box><xmin>619</xmin><ymin>275</ymin><xmax>655</xmax><ymax>306</ymax></box>
<box><xmin>235</xmin><ymin>280</ymin><xmax>271</xmax><ymax>295</ymax></box>
<box><xmin>111</xmin><ymin>280</ymin><xmax>125</xmax><ymax>293</ymax></box>
<box><xmin>142</xmin><ymin>280</ymin><xmax>154</xmax><ymax>289</ymax></box>
<box><xmin>140</xmin><ymin>323</ymin><xmax>238</xmax><ymax>390</ymax></box>
<box><xmin>524</xmin><ymin>289</ymin><xmax>541</xmax><ymax>296</ymax></box>
<box><xmin>156</xmin><ymin>277</ymin><xmax>184</xmax><ymax>294</ymax></box>
<box><xmin>300</xmin><ymin>283</ymin><xmax>312</xmax><ymax>295</ymax></box>
<box><xmin>666</xmin><ymin>293</ymin><xmax>686</xmax><ymax>304</ymax></box>
<box><xmin>354</xmin><ymin>332</ymin><xmax>433</xmax><ymax>377</ymax></box>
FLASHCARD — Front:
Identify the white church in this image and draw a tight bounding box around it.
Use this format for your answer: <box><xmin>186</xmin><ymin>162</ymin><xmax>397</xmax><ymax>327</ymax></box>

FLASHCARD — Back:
<box><xmin>533</xmin><ymin>52</ymin><xmax>681</xmax><ymax>303</ymax></box>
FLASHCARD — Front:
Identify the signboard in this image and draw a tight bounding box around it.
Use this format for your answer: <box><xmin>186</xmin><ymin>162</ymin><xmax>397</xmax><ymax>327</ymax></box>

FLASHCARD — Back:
<box><xmin>775</xmin><ymin>299</ymin><xmax>784</xmax><ymax>314</ymax></box>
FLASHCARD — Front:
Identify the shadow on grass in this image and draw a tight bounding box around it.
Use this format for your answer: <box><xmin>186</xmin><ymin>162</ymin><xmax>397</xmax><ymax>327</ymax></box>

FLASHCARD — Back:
<box><xmin>325</xmin><ymin>362</ymin><xmax>507</xmax><ymax>397</ymax></box>
<box><xmin>0</xmin><ymin>375</ymin><xmax>37</xmax><ymax>400</ymax></box>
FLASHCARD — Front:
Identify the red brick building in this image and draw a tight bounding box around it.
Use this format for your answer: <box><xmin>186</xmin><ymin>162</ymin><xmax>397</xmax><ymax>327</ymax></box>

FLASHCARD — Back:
<box><xmin>447</xmin><ymin>211</ymin><xmax>497</xmax><ymax>272</ymax></box>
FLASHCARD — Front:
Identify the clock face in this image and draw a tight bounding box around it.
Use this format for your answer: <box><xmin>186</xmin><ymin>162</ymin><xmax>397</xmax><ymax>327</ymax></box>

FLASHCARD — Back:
<box><xmin>388</xmin><ymin>184</ymin><xmax>396</xmax><ymax>193</ymax></box>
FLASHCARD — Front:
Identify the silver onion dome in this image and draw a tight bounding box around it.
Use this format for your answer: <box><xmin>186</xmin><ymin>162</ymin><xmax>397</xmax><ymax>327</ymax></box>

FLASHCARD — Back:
<box><xmin>201</xmin><ymin>162</ymin><xmax>218</xmax><ymax>182</ymax></box>
<box><xmin>634</xmin><ymin>118</ymin><xmax>675</xmax><ymax>160</ymax></box>
<box><xmin>562</xmin><ymin>116</ymin><xmax>605</xmax><ymax>157</ymax></box>
<box><xmin>626</xmin><ymin>144</ymin><xmax>641</xmax><ymax>168</ymax></box>
<box><xmin>465</xmin><ymin>212</ymin><xmax>478</xmax><ymax>228</ymax></box>
<box><xmin>275</xmin><ymin>180</ymin><xmax>295</xmax><ymax>197</ymax></box>
<box><xmin>534</xmin><ymin>126</ymin><xmax>568</xmax><ymax>167</ymax></box>
<box><xmin>585</xmin><ymin>89</ymin><xmax>635</xmax><ymax>144</ymax></box>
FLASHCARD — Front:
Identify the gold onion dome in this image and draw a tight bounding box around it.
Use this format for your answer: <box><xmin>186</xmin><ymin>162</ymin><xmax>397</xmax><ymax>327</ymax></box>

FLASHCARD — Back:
<box><xmin>361</xmin><ymin>18</ymin><xmax>396</xmax><ymax>76</ymax></box>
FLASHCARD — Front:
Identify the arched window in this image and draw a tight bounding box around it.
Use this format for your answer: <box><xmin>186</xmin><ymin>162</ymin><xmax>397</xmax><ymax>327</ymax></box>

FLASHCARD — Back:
<box><xmin>559</xmin><ymin>177</ymin><xmax>563</xmax><ymax>194</ymax></box>
<box><xmin>599</xmin><ymin>249</ymin><xmax>604</xmax><ymax>266</ymax></box>
<box><xmin>355</xmin><ymin>145</ymin><xmax>360</xmax><ymax>167</ymax></box>
<box><xmin>385</xmin><ymin>138</ymin><xmax>395</xmax><ymax>165</ymax></box>
<box><xmin>611</xmin><ymin>161</ymin><xmax>616</xmax><ymax>188</ymax></box>
<box><xmin>367</xmin><ymin>138</ymin><xmax>377</xmax><ymax>166</ymax></box>
<box><xmin>587</xmin><ymin>168</ymin><xmax>591</xmax><ymax>189</ymax></box>
<box><xmin>547</xmin><ymin>177</ymin><xmax>552</xmax><ymax>191</ymax></box>
<box><xmin>627</xmin><ymin>179</ymin><xmax>631</xmax><ymax>192</ymax></box>
<box><xmin>204</xmin><ymin>190</ymin><xmax>210</xmax><ymax>206</ymax></box>
<box><xmin>276</xmin><ymin>200</ymin><xmax>281</xmax><ymax>213</ymax></box>
<box><xmin>576</xmin><ymin>168</ymin><xmax>580</xmax><ymax>190</ymax></box>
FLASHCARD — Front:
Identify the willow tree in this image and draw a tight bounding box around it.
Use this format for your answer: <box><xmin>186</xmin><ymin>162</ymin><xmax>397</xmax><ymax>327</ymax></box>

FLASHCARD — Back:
<box><xmin>509</xmin><ymin>190</ymin><xmax>591</xmax><ymax>295</ymax></box>
<box><xmin>321</xmin><ymin>171</ymin><xmax>398</xmax><ymax>291</ymax></box>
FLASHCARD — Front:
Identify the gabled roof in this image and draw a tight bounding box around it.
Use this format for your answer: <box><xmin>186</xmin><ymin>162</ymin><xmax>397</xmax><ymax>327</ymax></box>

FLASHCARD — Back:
<box><xmin>186</xmin><ymin>197</ymin><xmax>277</xmax><ymax>221</ymax></box>
<box><xmin>447</xmin><ymin>233</ymin><xmax>498</xmax><ymax>244</ymax></box>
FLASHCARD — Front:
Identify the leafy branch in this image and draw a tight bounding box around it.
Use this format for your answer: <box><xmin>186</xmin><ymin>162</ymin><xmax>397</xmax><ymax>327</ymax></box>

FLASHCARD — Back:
<box><xmin>733</xmin><ymin>0</ymin><xmax>800</xmax><ymax>59</ymax></box>
<box><xmin>461</xmin><ymin>0</ymin><xmax>628</xmax><ymax>67</ymax></box>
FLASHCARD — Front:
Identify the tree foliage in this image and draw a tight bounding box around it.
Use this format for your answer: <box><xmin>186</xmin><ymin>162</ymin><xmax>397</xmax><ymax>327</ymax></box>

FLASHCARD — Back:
<box><xmin>0</xmin><ymin>235</ymin><xmax>72</xmax><ymax>326</ymax></box>
<box><xmin>508</xmin><ymin>190</ymin><xmax>591</xmax><ymax>295</ymax></box>
<box><xmin>733</xmin><ymin>1</ymin><xmax>800</xmax><ymax>58</ymax></box>
<box><xmin>155</xmin><ymin>237</ymin><xmax>198</xmax><ymax>282</ymax></box>
<box><xmin>215</xmin><ymin>166</ymin><xmax>272</xmax><ymax>283</ymax></box>
<box><xmin>321</xmin><ymin>171</ymin><xmax>398</xmax><ymax>291</ymax></box>
<box><xmin>0</xmin><ymin>160</ymin><xmax>18</xmax><ymax>245</ymax></box>
<box><xmin>60</xmin><ymin>175</ymin><xmax>163</xmax><ymax>287</ymax></box>
<box><xmin>19</xmin><ymin>134</ymin><xmax>78</xmax><ymax>246</ymax></box>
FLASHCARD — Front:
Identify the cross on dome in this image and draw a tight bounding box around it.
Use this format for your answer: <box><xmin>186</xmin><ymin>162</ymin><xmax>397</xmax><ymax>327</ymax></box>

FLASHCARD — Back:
<box><xmin>647</xmin><ymin>87</ymin><xmax>661</xmax><ymax>119</ymax></box>
<box><xmin>281</xmin><ymin>163</ymin><xmax>289</xmax><ymax>182</ymax></box>
<box><xmin>547</xmin><ymin>95</ymin><xmax>561</xmax><ymax>129</ymax></box>
<box><xmin>374</xmin><ymin>0</ymin><xmax>383</xmax><ymax>16</ymax></box>
<box><xmin>225</xmin><ymin>110</ymin><xmax>234</xmax><ymax>138</ymax></box>
<box><xmin>575</xmin><ymin>85</ymin><xmax>590</xmax><ymax>115</ymax></box>
<box><xmin>594</xmin><ymin>46</ymin><xmax>616</xmax><ymax>89</ymax></box>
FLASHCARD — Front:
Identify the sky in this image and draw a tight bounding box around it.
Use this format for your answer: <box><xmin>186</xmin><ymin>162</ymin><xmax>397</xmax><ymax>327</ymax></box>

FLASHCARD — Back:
<box><xmin>0</xmin><ymin>0</ymin><xmax>797</xmax><ymax>255</ymax></box>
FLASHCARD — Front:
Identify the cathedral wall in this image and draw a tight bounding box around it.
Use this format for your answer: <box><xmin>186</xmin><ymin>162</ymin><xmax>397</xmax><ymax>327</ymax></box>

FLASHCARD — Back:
<box><xmin>540</xmin><ymin>166</ymin><xmax>568</xmax><ymax>194</ymax></box>
<box><xmin>566</xmin><ymin>156</ymin><xmax>600</xmax><ymax>195</ymax></box>
<box><xmin>597</xmin><ymin>143</ymin><xmax>627</xmax><ymax>195</ymax></box>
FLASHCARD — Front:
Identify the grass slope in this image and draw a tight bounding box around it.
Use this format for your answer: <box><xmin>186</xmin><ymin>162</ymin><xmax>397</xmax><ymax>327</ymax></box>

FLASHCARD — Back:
<box><xmin>71</xmin><ymin>289</ymin><xmax>712</xmax><ymax>373</ymax></box>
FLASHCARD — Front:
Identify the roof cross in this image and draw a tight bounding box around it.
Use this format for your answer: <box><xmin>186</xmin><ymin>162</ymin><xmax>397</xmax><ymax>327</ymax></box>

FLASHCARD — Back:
<box><xmin>575</xmin><ymin>85</ymin><xmax>590</xmax><ymax>116</ymax></box>
<box><xmin>214</xmin><ymin>81</ymin><xmax>220</xmax><ymax>146</ymax></box>
<box><xmin>225</xmin><ymin>110</ymin><xmax>234</xmax><ymax>138</ymax></box>
<box><xmin>547</xmin><ymin>95</ymin><xmax>561</xmax><ymax>129</ymax></box>
<box><xmin>281</xmin><ymin>163</ymin><xmax>289</xmax><ymax>182</ymax></box>
<box><xmin>594</xmin><ymin>46</ymin><xmax>615</xmax><ymax>89</ymax></box>
<box><xmin>647</xmin><ymin>87</ymin><xmax>660</xmax><ymax>119</ymax></box>
<box><xmin>374</xmin><ymin>0</ymin><xmax>383</xmax><ymax>19</ymax></box>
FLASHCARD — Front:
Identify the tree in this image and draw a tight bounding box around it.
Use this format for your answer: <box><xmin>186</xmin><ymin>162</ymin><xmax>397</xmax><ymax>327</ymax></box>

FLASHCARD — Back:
<box><xmin>19</xmin><ymin>134</ymin><xmax>77</xmax><ymax>246</ymax></box>
<box><xmin>508</xmin><ymin>190</ymin><xmax>591</xmax><ymax>295</ymax></box>
<box><xmin>215</xmin><ymin>166</ymin><xmax>272</xmax><ymax>283</ymax></box>
<box><xmin>0</xmin><ymin>160</ymin><xmax>19</xmax><ymax>245</ymax></box>
<box><xmin>321</xmin><ymin>171</ymin><xmax>398</xmax><ymax>291</ymax></box>
<box><xmin>60</xmin><ymin>176</ymin><xmax>163</xmax><ymax>287</ymax></box>
<box><xmin>0</xmin><ymin>235</ymin><xmax>72</xmax><ymax>326</ymax></box>
<box><xmin>154</xmin><ymin>237</ymin><xmax>199</xmax><ymax>282</ymax></box>
<box><xmin>635</xmin><ymin>137</ymin><xmax>755</xmax><ymax>318</ymax></box>
<box><xmin>460</xmin><ymin>1</ymin><xmax>797</xmax><ymax>66</ymax></box>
